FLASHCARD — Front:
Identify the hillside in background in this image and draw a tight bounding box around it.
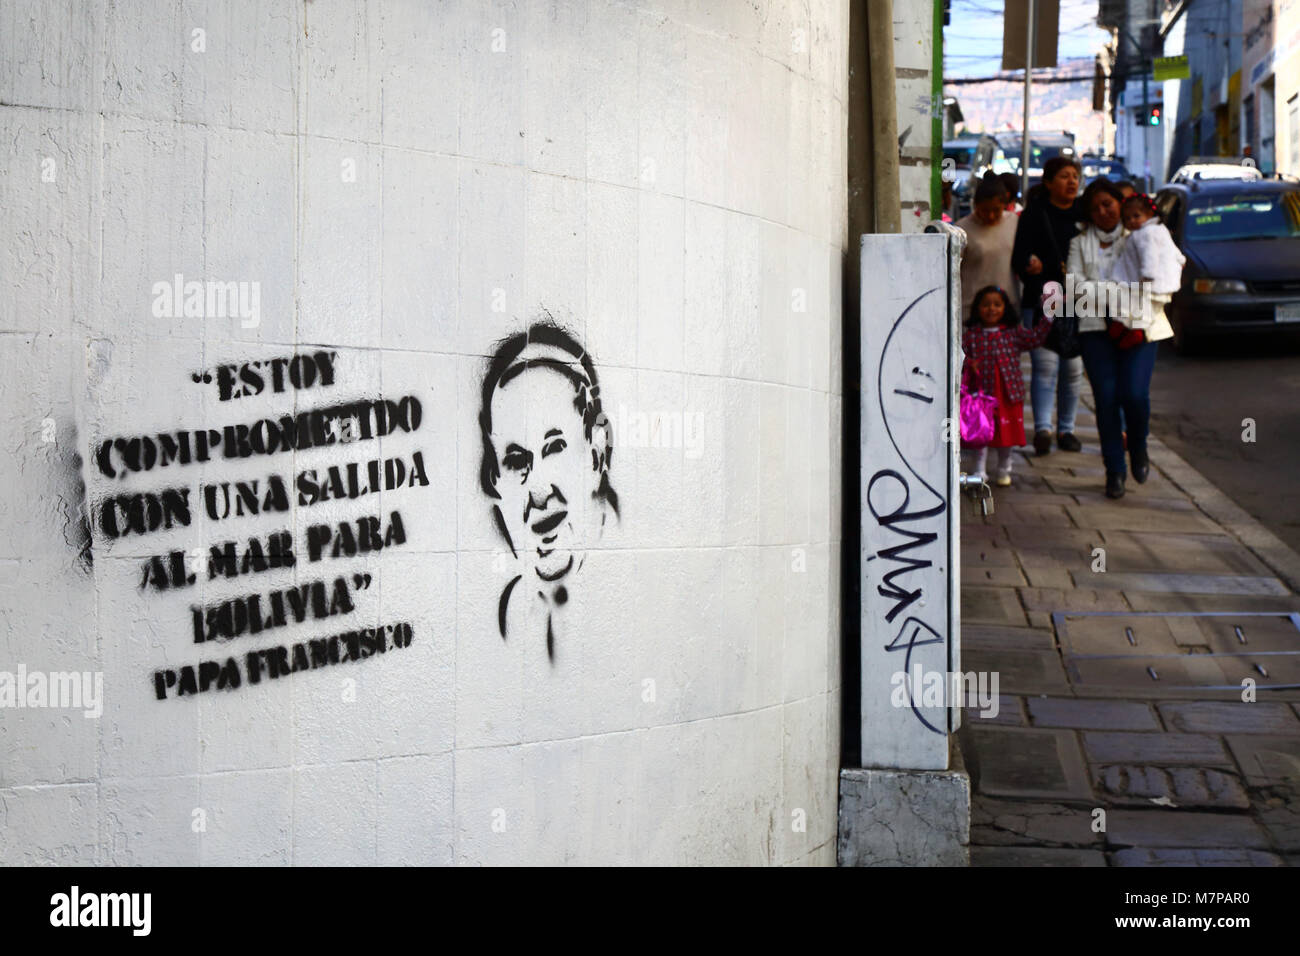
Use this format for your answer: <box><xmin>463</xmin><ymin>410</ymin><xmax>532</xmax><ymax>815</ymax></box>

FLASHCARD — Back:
<box><xmin>945</xmin><ymin>57</ymin><xmax>1107</xmax><ymax>154</ymax></box>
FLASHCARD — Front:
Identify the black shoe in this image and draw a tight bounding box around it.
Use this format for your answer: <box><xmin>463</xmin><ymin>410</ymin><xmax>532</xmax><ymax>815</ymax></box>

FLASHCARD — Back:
<box><xmin>1105</xmin><ymin>472</ymin><xmax>1126</xmax><ymax>499</ymax></box>
<box><xmin>1130</xmin><ymin>447</ymin><xmax>1149</xmax><ymax>484</ymax></box>
<box><xmin>1057</xmin><ymin>432</ymin><xmax>1082</xmax><ymax>452</ymax></box>
<box><xmin>1033</xmin><ymin>431</ymin><xmax>1052</xmax><ymax>456</ymax></box>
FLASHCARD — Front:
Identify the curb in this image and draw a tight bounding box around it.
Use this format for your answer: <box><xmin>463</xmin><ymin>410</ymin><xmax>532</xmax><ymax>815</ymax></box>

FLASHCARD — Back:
<box><xmin>1146</xmin><ymin>432</ymin><xmax>1300</xmax><ymax>595</ymax></box>
<box><xmin>1073</xmin><ymin>392</ymin><xmax>1300</xmax><ymax>595</ymax></box>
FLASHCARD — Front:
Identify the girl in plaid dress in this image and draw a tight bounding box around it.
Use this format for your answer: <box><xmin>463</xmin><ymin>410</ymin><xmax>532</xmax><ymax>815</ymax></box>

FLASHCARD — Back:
<box><xmin>962</xmin><ymin>286</ymin><xmax>1054</xmax><ymax>485</ymax></box>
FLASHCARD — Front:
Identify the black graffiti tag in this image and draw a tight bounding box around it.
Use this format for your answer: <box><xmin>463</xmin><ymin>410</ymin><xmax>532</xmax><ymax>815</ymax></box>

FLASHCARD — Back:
<box><xmin>884</xmin><ymin>615</ymin><xmax>945</xmax><ymax>735</ymax></box>
<box><xmin>866</xmin><ymin>469</ymin><xmax>943</xmax><ymax>623</ymax></box>
<box><xmin>867</xmin><ymin>286</ymin><xmax>950</xmax><ymax>736</ymax></box>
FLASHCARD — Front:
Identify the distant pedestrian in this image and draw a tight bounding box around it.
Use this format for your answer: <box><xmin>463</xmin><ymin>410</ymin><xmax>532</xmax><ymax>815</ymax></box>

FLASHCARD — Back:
<box><xmin>1011</xmin><ymin>155</ymin><xmax>1085</xmax><ymax>456</ymax></box>
<box><xmin>998</xmin><ymin>172</ymin><xmax>1022</xmax><ymax>213</ymax></box>
<box><xmin>955</xmin><ymin>174</ymin><xmax>1021</xmax><ymax>318</ymax></box>
<box><xmin>962</xmin><ymin>286</ymin><xmax>1053</xmax><ymax>486</ymax></box>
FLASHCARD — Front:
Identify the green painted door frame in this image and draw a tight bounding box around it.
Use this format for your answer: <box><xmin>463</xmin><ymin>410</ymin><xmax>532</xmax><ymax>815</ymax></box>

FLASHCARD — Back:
<box><xmin>932</xmin><ymin>0</ymin><xmax>944</xmax><ymax>219</ymax></box>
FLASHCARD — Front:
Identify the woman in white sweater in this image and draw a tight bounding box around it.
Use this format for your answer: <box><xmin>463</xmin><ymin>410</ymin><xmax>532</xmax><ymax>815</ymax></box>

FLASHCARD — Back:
<box><xmin>955</xmin><ymin>174</ymin><xmax>1021</xmax><ymax>318</ymax></box>
<box><xmin>1065</xmin><ymin>179</ymin><xmax>1174</xmax><ymax>499</ymax></box>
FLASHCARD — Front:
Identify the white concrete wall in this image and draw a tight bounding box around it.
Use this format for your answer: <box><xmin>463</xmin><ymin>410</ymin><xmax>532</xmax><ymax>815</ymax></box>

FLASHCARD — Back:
<box><xmin>894</xmin><ymin>0</ymin><xmax>937</xmax><ymax>230</ymax></box>
<box><xmin>0</xmin><ymin>0</ymin><xmax>846</xmax><ymax>865</ymax></box>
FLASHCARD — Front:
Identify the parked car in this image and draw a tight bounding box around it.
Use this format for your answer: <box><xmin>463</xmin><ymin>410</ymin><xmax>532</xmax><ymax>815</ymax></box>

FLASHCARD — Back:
<box><xmin>1080</xmin><ymin>157</ymin><xmax>1134</xmax><ymax>187</ymax></box>
<box><xmin>978</xmin><ymin>131</ymin><xmax>1076</xmax><ymax>191</ymax></box>
<box><xmin>1155</xmin><ymin>179</ymin><xmax>1300</xmax><ymax>353</ymax></box>
<box><xmin>1169</xmin><ymin>156</ymin><xmax>1263</xmax><ymax>185</ymax></box>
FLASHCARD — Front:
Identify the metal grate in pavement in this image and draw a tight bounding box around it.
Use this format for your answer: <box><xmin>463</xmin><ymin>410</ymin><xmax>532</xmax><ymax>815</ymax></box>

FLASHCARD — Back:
<box><xmin>1052</xmin><ymin>611</ymin><xmax>1300</xmax><ymax>693</ymax></box>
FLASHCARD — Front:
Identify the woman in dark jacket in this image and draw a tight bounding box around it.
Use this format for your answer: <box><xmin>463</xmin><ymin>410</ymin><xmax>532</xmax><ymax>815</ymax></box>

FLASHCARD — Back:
<box><xmin>1011</xmin><ymin>156</ymin><xmax>1085</xmax><ymax>457</ymax></box>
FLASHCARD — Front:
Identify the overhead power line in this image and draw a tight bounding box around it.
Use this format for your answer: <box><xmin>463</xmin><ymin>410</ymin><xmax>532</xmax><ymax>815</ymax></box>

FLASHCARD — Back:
<box><xmin>944</xmin><ymin>21</ymin><xmax>1106</xmax><ymax>40</ymax></box>
<box><xmin>944</xmin><ymin>72</ymin><xmax>1095</xmax><ymax>84</ymax></box>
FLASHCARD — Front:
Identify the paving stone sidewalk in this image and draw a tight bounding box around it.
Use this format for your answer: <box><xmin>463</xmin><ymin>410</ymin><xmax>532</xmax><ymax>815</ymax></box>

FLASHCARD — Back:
<box><xmin>958</xmin><ymin>405</ymin><xmax>1300</xmax><ymax>867</ymax></box>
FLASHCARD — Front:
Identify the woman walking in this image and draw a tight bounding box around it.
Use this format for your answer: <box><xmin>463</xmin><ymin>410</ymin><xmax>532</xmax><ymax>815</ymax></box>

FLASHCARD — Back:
<box><xmin>1011</xmin><ymin>156</ymin><xmax>1085</xmax><ymax>456</ymax></box>
<box><xmin>1066</xmin><ymin>179</ymin><xmax>1174</xmax><ymax>499</ymax></box>
<box><xmin>955</xmin><ymin>174</ymin><xmax>1020</xmax><ymax>319</ymax></box>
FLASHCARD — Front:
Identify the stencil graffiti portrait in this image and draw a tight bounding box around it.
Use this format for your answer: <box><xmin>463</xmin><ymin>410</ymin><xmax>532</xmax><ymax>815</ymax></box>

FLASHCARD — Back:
<box><xmin>479</xmin><ymin>322</ymin><xmax>619</xmax><ymax>660</ymax></box>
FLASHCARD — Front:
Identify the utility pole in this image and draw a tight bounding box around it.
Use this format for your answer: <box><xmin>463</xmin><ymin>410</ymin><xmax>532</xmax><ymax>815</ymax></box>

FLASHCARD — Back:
<box><xmin>1021</xmin><ymin>0</ymin><xmax>1035</xmax><ymax>201</ymax></box>
<box><xmin>1142</xmin><ymin>64</ymin><xmax>1151</xmax><ymax>189</ymax></box>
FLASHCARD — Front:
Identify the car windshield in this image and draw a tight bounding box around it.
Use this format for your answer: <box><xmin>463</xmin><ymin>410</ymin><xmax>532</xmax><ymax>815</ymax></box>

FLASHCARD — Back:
<box><xmin>1000</xmin><ymin>143</ymin><xmax>1071</xmax><ymax>172</ymax></box>
<box><xmin>1082</xmin><ymin>161</ymin><xmax>1128</xmax><ymax>180</ymax></box>
<box><xmin>944</xmin><ymin>146</ymin><xmax>975</xmax><ymax>167</ymax></box>
<box><xmin>1184</xmin><ymin>190</ymin><xmax>1300</xmax><ymax>241</ymax></box>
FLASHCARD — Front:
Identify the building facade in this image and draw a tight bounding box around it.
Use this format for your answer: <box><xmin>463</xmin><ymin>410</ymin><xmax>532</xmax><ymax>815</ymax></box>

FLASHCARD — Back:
<box><xmin>1104</xmin><ymin>0</ymin><xmax>1300</xmax><ymax>180</ymax></box>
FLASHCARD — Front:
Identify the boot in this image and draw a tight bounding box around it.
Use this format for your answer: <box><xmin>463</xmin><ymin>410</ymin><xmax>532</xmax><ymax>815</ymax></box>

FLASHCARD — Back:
<box><xmin>1105</xmin><ymin>472</ymin><xmax>1126</xmax><ymax>499</ymax></box>
<box><xmin>1130</xmin><ymin>447</ymin><xmax>1149</xmax><ymax>484</ymax></box>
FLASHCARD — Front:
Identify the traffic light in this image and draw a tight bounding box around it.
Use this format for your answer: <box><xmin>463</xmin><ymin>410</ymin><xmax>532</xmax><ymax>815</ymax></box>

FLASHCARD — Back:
<box><xmin>1134</xmin><ymin>110</ymin><xmax>1147</xmax><ymax>125</ymax></box>
<box><xmin>1149</xmin><ymin>107</ymin><xmax>1161</xmax><ymax>126</ymax></box>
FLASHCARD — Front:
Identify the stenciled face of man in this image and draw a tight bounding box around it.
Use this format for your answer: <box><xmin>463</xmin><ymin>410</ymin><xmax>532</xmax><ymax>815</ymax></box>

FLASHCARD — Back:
<box><xmin>490</xmin><ymin>366</ymin><xmax>602</xmax><ymax>582</ymax></box>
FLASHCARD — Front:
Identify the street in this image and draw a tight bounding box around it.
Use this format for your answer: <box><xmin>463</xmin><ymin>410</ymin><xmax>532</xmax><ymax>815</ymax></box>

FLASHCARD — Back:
<box><xmin>1148</xmin><ymin>337</ymin><xmax>1300</xmax><ymax>555</ymax></box>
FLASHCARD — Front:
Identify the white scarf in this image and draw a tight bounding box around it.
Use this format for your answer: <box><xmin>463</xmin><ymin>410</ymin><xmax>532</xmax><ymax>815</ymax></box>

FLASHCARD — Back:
<box><xmin>1074</xmin><ymin>222</ymin><xmax>1127</xmax><ymax>281</ymax></box>
<box><xmin>1094</xmin><ymin>222</ymin><xmax>1125</xmax><ymax>245</ymax></box>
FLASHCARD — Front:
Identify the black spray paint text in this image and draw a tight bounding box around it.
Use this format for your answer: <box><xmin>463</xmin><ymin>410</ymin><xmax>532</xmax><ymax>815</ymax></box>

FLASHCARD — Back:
<box><xmin>88</xmin><ymin>353</ymin><xmax>437</xmax><ymax>702</ymax></box>
<box><xmin>205</xmin><ymin>453</ymin><xmax>429</xmax><ymax>518</ymax></box>
<box><xmin>138</xmin><ymin>512</ymin><xmax>406</xmax><ymax>591</ymax></box>
<box><xmin>98</xmin><ymin>452</ymin><xmax>428</xmax><ymax>539</ymax></box>
<box><xmin>154</xmin><ymin>620</ymin><xmax>414</xmax><ymax>699</ymax></box>
<box><xmin>190</xmin><ymin>574</ymin><xmax>372</xmax><ymax>644</ymax></box>
<box><xmin>191</xmin><ymin>351</ymin><xmax>339</xmax><ymax>402</ymax></box>
<box><xmin>94</xmin><ymin>395</ymin><xmax>422</xmax><ymax>480</ymax></box>
<box><xmin>867</xmin><ymin>469</ymin><xmax>943</xmax><ymax>624</ymax></box>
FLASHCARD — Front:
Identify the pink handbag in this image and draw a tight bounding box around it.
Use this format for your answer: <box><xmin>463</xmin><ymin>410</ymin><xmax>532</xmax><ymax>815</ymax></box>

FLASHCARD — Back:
<box><xmin>960</xmin><ymin>366</ymin><xmax>999</xmax><ymax>447</ymax></box>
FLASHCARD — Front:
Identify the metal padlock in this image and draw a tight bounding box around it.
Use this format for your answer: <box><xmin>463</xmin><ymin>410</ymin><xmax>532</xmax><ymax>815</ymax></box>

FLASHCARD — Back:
<box><xmin>978</xmin><ymin>480</ymin><xmax>994</xmax><ymax>516</ymax></box>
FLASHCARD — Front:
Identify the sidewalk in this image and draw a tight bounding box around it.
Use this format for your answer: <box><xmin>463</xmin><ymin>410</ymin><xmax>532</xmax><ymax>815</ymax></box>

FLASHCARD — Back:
<box><xmin>958</xmin><ymin>401</ymin><xmax>1300</xmax><ymax>867</ymax></box>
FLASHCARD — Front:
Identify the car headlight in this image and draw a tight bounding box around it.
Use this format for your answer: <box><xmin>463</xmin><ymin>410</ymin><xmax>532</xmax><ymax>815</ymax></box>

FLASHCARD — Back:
<box><xmin>1192</xmin><ymin>278</ymin><xmax>1248</xmax><ymax>294</ymax></box>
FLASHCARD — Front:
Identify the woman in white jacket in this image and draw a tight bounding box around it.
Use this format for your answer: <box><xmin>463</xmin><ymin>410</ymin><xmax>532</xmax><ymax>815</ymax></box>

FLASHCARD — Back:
<box><xmin>1065</xmin><ymin>179</ymin><xmax>1174</xmax><ymax>499</ymax></box>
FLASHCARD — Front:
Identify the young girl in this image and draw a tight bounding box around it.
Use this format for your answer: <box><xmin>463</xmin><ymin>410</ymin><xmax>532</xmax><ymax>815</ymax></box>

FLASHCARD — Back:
<box><xmin>1110</xmin><ymin>193</ymin><xmax>1185</xmax><ymax>346</ymax></box>
<box><xmin>962</xmin><ymin>285</ymin><xmax>1054</xmax><ymax>485</ymax></box>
